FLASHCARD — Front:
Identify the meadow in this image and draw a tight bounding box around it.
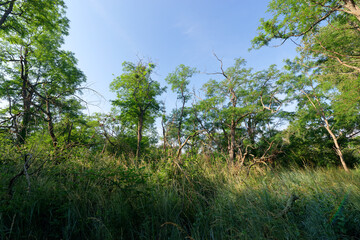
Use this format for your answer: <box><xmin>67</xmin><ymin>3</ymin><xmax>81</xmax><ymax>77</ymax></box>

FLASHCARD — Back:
<box><xmin>1</xmin><ymin>147</ymin><xmax>360</xmax><ymax>240</ymax></box>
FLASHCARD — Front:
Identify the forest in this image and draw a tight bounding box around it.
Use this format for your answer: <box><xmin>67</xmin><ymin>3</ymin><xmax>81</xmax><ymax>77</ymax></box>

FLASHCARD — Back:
<box><xmin>1</xmin><ymin>0</ymin><xmax>360</xmax><ymax>239</ymax></box>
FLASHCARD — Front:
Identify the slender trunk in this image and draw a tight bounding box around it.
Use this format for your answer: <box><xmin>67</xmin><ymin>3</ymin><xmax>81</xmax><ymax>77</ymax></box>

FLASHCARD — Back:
<box><xmin>18</xmin><ymin>47</ymin><xmax>31</xmax><ymax>145</ymax></box>
<box><xmin>324</xmin><ymin>119</ymin><xmax>349</xmax><ymax>171</ymax></box>
<box><xmin>46</xmin><ymin>100</ymin><xmax>57</xmax><ymax>148</ymax></box>
<box><xmin>300</xmin><ymin>88</ymin><xmax>349</xmax><ymax>171</ymax></box>
<box><xmin>176</xmin><ymin>132</ymin><xmax>197</xmax><ymax>160</ymax></box>
<box><xmin>175</xmin><ymin>94</ymin><xmax>187</xmax><ymax>160</ymax></box>
<box><xmin>177</xmin><ymin>94</ymin><xmax>186</xmax><ymax>148</ymax></box>
<box><xmin>247</xmin><ymin>117</ymin><xmax>256</xmax><ymax>145</ymax></box>
<box><xmin>161</xmin><ymin>117</ymin><xmax>167</xmax><ymax>152</ymax></box>
<box><xmin>228</xmin><ymin>120</ymin><xmax>236</xmax><ymax>162</ymax></box>
<box><xmin>229</xmin><ymin>88</ymin><xmax>237</xmax><ymax>162</ymax></box>
<box><xmin>136</xmin><ymin>111</ymin><xmax>144</xmax><ymax>159</ymax></box>
<box><xmin>67</xmin><ymin>121</ymin><xmax>73</xmax><ymax>145</ymax></box>
<box><xmin>221</xmin><ymin>125</ymin><xmax>228</xmax><ymax>153</ymax></box>
<box><xmin>176</xmin><ymin>146</ymin><xmax>182</xmax><ymax>161</ymax></box>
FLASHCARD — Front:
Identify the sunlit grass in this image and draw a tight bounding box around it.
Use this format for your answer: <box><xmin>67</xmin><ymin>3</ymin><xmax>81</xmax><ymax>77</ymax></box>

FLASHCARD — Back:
<box><xmin>1</xmin><ymin>150</ymin><xmax>360</xmax><ymax>239</ymax></box>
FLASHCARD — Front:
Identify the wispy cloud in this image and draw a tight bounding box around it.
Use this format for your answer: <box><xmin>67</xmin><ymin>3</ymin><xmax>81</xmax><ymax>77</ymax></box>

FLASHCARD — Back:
<box><xmin>174</xmin><ymin>18</ymin><xmax>215</xmax><ymax>57</ymax></box>
<box><xmin>88</xmin><ymin>0</ymin><xmax>138</xmax><ymax>53</ymax></box>
<box><xmin>175</xmin><ymin>20</ymin><xmax>201</xmax><ymax>38</ymax></box>
<box><xmin>184</xmin><ymin>24</ymin><xmax>200</xmax><ymax>37</ymax></box>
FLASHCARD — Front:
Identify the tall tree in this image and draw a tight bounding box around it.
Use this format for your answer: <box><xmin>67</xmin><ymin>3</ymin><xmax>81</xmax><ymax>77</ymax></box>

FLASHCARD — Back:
<box><xmin>253</xmin><ymin>0</ymin><xmax>360</xmax><ymax>170</ymax></box>
<box><xmin>197</xmin><ymin>57</ymin><xmax>281</xmax><ymax>162</ymax></box>
<box><xmin>0</xmin><ymin>0</ymin><xmax>85</xmax><ymax>146</ymax></box>
<box><xmin>165</xmin><ymin>64</ymin><xmax>198</xmax><ymax>160</ymax></box>
<box><xmin>110</xmin><ymin>60</ymin><xmax>166</xmax><ymax>158</ymax></box>
<box><xmin>279</xmin><ymin>58</ymin><xmax>353</xmax><ymax>171</ymax></box>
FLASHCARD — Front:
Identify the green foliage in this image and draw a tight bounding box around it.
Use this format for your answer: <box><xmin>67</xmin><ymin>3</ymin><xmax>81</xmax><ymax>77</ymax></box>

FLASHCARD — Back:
<box><xmin>110</xmin><ymin>61</ymin><xmax>165</xmax><ymax>122</ymax></box>
<box><xmin>195</xmin><ymin>58</ymin><xmax>282</xmax><ymax>161</ymax></box>
<box><xmin>252</xmin><ymin>0</ymin><xmax>343</xmax><ymax>49</ymax></box>
<box><xmin>301</xmin><ymin>20</ymin><xmax>360</xmax><ymax>125</ymax></box>
<box><xmin>1</xmin><ymin>1</ymin><xmax>360</xmax><ymax>238</ymax></box>
<box><xmin>253</xmin><ymin>0</ymin><xmax>360</xmax><ymax>169</ymax></box>
<box><xmin>165</xmin><ymin>64</ymin><xmax>197</xmax><ymax>101</ymax></box>
<box><xmin>110</xmin><ymin>60</ymin><xmax>166</xmax><ymax>157</ymax></box>
<box><xmin>163</xmin><ymin>64</ymin><xmax>198</xmax><ymax>156</ymax></box>
<box><xmin>0</xmin><ymin>0</ymin><xmax>85</xmax><ymax>147</ymax></box>
<box><xmin>0</xmin><ymin>0</ymin><xmax>69</xmax><ymax>35</ymax></box>
<box><xmin>277</xmin><ymin>55</ymin><xmax>360</xmax><ymax>168</ymax></box>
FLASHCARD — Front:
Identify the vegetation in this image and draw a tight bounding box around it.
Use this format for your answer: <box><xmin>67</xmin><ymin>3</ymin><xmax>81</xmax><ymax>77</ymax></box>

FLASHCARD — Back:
<box><xmin>1</xmin><ymin>0</ymin><xmax>360</xmax><ymax>239</ymax></box>
<box><xmin>110</xmin><ymin>61</ymin><xmax>166</xmax><ymax>158</ymax></box>
<box><xmin>1</xmin><ymin>148</ymin><xmax>360</xmax><ymax>239</ymax></box>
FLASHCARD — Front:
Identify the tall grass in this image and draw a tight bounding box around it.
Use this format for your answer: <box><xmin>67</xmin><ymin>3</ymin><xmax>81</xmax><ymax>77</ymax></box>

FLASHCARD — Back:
<box><xmin>1</xmin><ymin>148</ymin><xmax>360</xmax><ymax>239</ymax></box>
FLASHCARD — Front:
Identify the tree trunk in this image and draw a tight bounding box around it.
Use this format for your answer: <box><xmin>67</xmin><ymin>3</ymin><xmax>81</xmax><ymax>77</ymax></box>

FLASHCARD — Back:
<box><xmin>324</xmin><ymin>119</ymin><xmax>349</xmax><ymax>171</ymax></box>
<box><xmin>177</xmin><ymin>94</ymin><xmax>186</xmax><ymax>148</ymax></box>
<box><xmin>67</xmin><ymin>121</ymin><xmax>73</xmax><ymax>146</ymax></box>
<box><xmin>246</xmin><ymin>117</ymin><xmax>256</xmax><ymax>145</ymax></box>
<box><xmin>175</xmin><ymin>133</ymin><xmax>195</xmax><ymax>161</ymax></box>
<box><xmin>136</xmin><ymin>111</ymin><xmax>144</xmax><ymax>159</ymax></box>
<box><xmin>342</xmin><ymin>0</ymin><xmax>360</xmax><ymax>22</ymax></box>
<box><xmin>228</xmin><ymin>120</ymin><xmax>236</xmax><ymax>161</ymax></box>
<box><xmin>46</xmin><ymin>100</ymin><xmax>58</xmax><ymax>148</ymax></box>
<box><xmin>175</xmin><ymin>94</ymin><xmax>187</xmax><ymax>160</ymax></box>
<box><xmin>161</xmin><ymin>116</ymin><xmax>167</xmax><ymax>152</ymax></box>
<box><xmin>18</xmin><ymin>47</ymin><xmax>31</xmax><ymax>145</ymax></box>
<box><xmin>300</xmin><ymin>88</ymin><xmax>349</xmax><ymax>171</ymax></box>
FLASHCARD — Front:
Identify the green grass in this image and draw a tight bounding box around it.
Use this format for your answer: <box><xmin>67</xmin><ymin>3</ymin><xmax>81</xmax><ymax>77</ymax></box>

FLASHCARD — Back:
<box><xmin>1</xmin><ymin>149</ymin><xmax>360</xmax><ymax>239</ymax></box>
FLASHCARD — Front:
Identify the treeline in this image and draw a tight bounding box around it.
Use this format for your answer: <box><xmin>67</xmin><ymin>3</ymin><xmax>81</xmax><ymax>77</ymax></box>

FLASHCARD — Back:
<box><xmin>0</xmin><ymin>0</ymin><xmax>359</xmax><ymax>171</ymax></box>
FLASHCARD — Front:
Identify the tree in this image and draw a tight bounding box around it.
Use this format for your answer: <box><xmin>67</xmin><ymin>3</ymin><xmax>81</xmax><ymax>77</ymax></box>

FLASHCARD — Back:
<box><xmin>32</xmin><ymin>35</ymin><xmax>86</xmax><ymax>147</ymax></box>
<box><xmin>252</xmin><ymin>0</ymin><xmax>360</xmax><ymax>84</ymax></box>
<box><xmin>279</xmin><ymin>58</ymin><xmax>354</xmax><ymax>171</ymax></box>
<box><xmin>299</xmin><ymin>20</ymin><xmax>360</xmax><ymax>120</ymax></box>
<box><xmin>110</xmin><ymin>60</ymin><xmax>166</xmax><ymax>158</ymax></box>
<box><xmin>0</xmin><ymin>0</ymin><xmax>68</xmax><ymax>34</ymax></box>
<box><xmin>165</xmin><ymin>64</ymin><xmax>198</xmax><ymax>160</ymax></box>
<box><xmin>252</xmin><ymin>0</ymin><xmax>360</xmax><ymax>117</ymax></box>
<box><xmin>197</xmin><ymin>57</ymin><xmax>281</xmax><ymax>162</ymax></box>
<box><xmin>252</xmin><ymin>0</ymin><xmax>360</xmax><ymax>49</ymax></box>
<box><xmin>0</xmin><ymin>1</ymin><xmax>86</xmax><ymax>147</ymax></box>
<box><xmin>253</xmin><ymin>0</ymin><xmax>360</xmax><ymax>170</ymax></box>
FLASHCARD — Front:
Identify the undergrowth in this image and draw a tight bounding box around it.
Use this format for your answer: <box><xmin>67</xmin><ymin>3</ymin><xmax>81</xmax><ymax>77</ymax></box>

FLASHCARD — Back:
<box><xmin>1</xmin><ymin>147</ymin><xmax>360</xmax><ymax>239</ymax></box>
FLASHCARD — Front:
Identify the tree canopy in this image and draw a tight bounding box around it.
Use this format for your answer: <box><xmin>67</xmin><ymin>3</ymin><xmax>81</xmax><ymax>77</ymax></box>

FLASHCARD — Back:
<box><xmin>110</xmin><ymin>60</ymin><xmax>166</xmax><ymax>158</ymax></box>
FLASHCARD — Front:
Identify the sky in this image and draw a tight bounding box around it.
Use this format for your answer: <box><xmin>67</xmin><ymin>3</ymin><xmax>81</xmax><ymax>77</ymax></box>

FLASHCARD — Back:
<box><xmin>62</xmin><ymin>0</ymin><xmax>299</xmax><ymax>116</ymax></box>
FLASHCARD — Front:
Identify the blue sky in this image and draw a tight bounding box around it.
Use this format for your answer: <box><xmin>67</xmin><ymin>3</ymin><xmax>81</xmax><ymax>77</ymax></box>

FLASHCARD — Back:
<box><xmin>63</xmin><ymin>0</ymin><xmax>298</xmax><ymax>115</ymax></box>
